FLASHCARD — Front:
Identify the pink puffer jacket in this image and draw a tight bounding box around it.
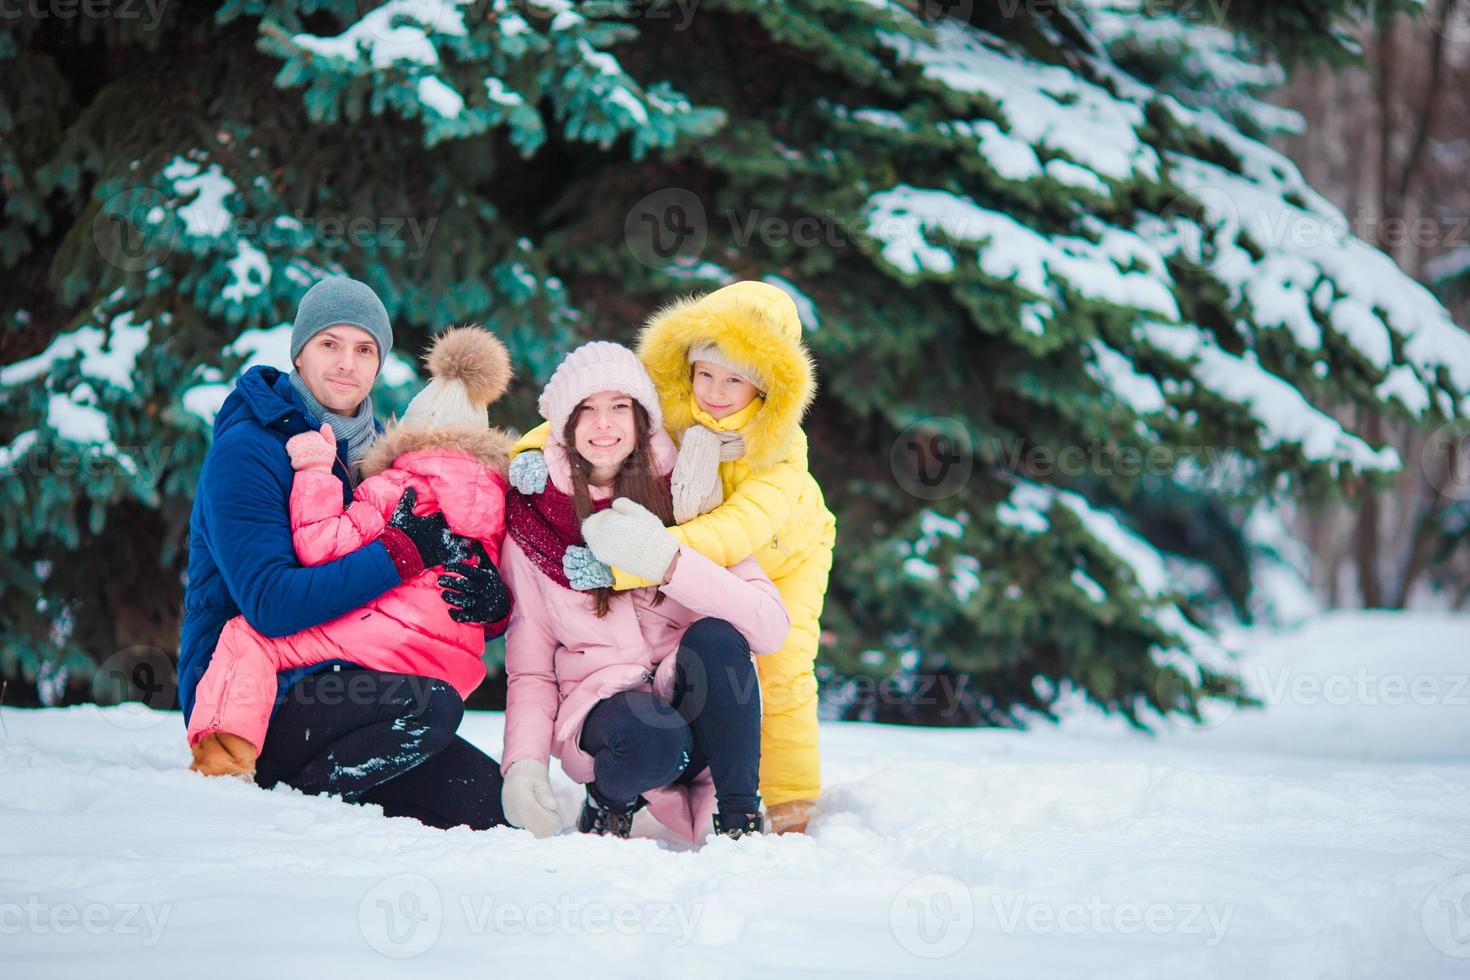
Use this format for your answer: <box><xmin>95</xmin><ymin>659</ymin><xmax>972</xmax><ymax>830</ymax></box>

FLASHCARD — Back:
<box><xmin>499</xmin><ymin>431</ymin><xmax>791</xmax><ymax>841</ymax></box>
<box><xmin>289</xmin><ymin>425</ymin><xmax>514</xmax><ymax>698</ymax></box>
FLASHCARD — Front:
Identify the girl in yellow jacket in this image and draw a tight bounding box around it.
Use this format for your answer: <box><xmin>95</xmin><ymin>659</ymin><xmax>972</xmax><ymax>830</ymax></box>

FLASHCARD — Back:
<box><xmin>509</xmin><ymin>281</ymin><xmax>835</xmax><ymax>833</ymax></box>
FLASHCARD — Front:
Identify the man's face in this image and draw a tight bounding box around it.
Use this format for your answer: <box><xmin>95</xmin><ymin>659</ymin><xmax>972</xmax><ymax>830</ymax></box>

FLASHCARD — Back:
<box><xmin>293</xmin><ymin>325</ymin><xmax>379</xmax><ymax>414</ymax></box>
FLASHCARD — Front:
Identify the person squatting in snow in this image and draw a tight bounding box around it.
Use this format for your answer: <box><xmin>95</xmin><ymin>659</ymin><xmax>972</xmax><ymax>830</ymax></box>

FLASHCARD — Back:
<box><xmin>180</xmin><ymin>279</ymin><xmax>514</xmax><ymax>827</ymax></box>
<box><xmin>509</xmin><ymin>281</ymin><xmax>836</xmax><ymax>835</ymax></box>
<box><xmin>187</xmin><ymin>323</ymin><xmax>518</xmax><ymax>776</ymax></box>
<box><xmin>497</xmin><ymin>341</ymin><xmax>793</xmax><ymax>841</ymax></box>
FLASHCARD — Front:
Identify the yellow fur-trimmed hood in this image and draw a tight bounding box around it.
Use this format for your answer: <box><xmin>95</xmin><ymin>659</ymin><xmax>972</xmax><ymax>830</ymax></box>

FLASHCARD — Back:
<box><xmin>637</xmin><ymin>281</ymin><xmax>816</xmax><ymax>472</ymax></box>
<box><xmin>358</xmin><ymin>422</ymin><xmax>516</xmax><ymax>479</ymax></box>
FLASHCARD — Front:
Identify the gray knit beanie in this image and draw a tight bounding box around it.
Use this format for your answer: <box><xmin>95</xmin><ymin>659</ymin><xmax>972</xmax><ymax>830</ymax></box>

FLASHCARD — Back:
<box><xmin>289</xmin><ymin>277</ymin><xmax>393</xmax><ymax>369</ymax></box>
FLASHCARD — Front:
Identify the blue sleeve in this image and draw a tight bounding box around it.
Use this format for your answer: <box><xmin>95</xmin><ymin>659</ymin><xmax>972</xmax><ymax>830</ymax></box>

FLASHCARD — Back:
<box><xmin>200</xmin><ymin>435</ymin><xmax>400</xmax><ymax>638</ymax></box>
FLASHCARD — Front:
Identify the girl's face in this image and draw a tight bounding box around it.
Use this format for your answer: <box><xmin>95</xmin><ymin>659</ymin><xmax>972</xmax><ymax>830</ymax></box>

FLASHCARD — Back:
<box><xmin>573</xmin><ymin>390</ymin><xmax>638</xmax><ymax>473</ymax></box>
<box><xmin>691</xmin><ymin>360</ymin><xmax>760</xmax><ymax>420</ymax></box>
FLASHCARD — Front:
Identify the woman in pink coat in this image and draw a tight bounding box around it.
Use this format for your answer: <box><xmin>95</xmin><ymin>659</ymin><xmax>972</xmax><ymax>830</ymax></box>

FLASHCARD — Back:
<box><xmin>499</xmin><ymin>342</ymin><xmax>791</xmax><ymax>843</ymax></box>
<box><xmin>187</xmin><ymin>326</ymin><xmax>516</xmax><ymax>776</ymax></box>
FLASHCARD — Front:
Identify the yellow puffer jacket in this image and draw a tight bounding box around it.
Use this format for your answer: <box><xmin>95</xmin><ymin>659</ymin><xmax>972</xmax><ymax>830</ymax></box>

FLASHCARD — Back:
<box><xmin>511</xmin><ymin>281</ymin><xmax>835</xmax><ymax>806</ymax></box>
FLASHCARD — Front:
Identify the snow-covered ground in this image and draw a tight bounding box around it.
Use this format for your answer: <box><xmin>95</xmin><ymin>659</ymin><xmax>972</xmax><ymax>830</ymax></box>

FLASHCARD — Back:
<box><xmin>3</xmin><ymin>610</ymin><xmax>1468</xmax><ymax>978</ymax></box>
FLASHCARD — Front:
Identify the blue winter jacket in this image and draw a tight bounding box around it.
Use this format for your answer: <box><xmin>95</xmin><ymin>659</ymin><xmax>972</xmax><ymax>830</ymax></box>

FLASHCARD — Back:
<box><xmin>177</xmin><ymin>366</ymin><xmax>400</xmax><ymax>723</ymax></box>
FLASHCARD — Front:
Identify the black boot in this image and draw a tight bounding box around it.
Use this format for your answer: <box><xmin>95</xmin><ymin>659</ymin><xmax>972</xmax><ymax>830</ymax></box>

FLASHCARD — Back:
<box><xmin>712</xmin><ymin>811</ymin><xmax>763</xmax><ymax>839</ymax></box>
<box><xmin>577</xmin><ymin>788</ymin><xmax>641</xmax><ymax>838</ymax></box>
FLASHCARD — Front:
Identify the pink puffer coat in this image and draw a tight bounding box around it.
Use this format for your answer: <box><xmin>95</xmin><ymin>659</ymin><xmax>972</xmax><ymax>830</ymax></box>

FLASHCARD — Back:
<box><xmin>289</xmin><ymin>425</ymin><xmax>515</xmax><ymax>698</ymax></box>
<box><xmin>499</xmin><ymin>431</ymin><xmax>791</xmax><ymax>841</ymax></box>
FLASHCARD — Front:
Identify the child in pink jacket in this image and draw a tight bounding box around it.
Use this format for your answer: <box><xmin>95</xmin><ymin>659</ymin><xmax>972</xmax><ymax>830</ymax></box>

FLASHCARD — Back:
<box><xmin>497</xmin><ymin>342</ymin><xmax>791</xmax><ymax>843</ymax></box>
<box><xmin>188</xmin><ymin>326</ymin><xmax>516</xmax><ymax>778</ymax></box>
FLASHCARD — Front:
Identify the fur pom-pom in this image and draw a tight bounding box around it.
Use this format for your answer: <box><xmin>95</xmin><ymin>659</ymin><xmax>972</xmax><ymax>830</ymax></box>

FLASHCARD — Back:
<box><xmin>425</xmin><ymin>325</ymin><xmax>512</xmax><ymax>408</ymax></box>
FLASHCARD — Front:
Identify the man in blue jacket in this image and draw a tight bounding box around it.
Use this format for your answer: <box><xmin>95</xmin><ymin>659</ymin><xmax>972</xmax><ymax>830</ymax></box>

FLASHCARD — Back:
<box><xmin>179</xmin><ymin>277</ymin><xmax>509</xmax><ymax>829</ymax></box>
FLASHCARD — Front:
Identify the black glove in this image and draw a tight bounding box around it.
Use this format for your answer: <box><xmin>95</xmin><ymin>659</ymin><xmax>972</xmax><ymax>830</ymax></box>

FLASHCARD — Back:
<box><xmin>439</xmin><ymin>548</ymin><xmax>513</xmax><ymax>625</ymax></box>
<box><xmin>387</xmin><ymin>487</ymin><xmax>473</xmax><ymax>570</ymax></box>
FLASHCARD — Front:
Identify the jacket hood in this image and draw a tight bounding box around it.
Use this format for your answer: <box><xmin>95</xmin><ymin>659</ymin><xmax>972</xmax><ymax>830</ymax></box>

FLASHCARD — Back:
<box><xmin>215</xmin><ymin>366</ymin><xmax>301</xmax><ymax>440</ymax></box>
<box><xmin>637</xmin><ymin>281</ymin><xmax>816</xmax><ymax>472</ymax></box>
<box><xmin>358</xmin><ymin>422</ymin><xmax>516</xmax><ymax>479</ymax></box>
<box><xmin>359</xmin><ymin>423</ymin><xmax>515</xmax><ymax>543</ymax></box>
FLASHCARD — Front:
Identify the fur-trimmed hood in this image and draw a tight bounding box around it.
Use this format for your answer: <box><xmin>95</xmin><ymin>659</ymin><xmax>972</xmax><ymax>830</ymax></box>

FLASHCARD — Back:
<box><xmin>637</xmin><ymin>281</ymin><xmax>816</xmax><ymax>473</ymax></box>
<box><xmin>358</xmin><ymin>422</ymin><xmax>515</xmax><ymax>479</ymax></box>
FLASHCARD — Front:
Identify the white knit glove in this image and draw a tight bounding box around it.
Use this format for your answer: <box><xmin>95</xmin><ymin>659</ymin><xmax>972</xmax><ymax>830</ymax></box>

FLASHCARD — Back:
<box><xmin>582</xmin><ymin>498</ymin><xmax>681</xmax><ymax>584</ymax></box>
<box><xmin>502</xmin><ymin>759</ymin><xmax>561</xmax><ymax>838</ymax></box>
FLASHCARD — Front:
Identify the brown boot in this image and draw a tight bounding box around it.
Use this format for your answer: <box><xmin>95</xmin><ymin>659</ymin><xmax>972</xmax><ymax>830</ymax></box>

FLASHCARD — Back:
<box><xmin>189</xmin><ymin>732</ymin><xmax>259</xmax><ymax>780</ymax></box>
<box><xmin>765</xmin><ymin>799</ymin><xmax>819</xmax><ymax>835</ymax></box>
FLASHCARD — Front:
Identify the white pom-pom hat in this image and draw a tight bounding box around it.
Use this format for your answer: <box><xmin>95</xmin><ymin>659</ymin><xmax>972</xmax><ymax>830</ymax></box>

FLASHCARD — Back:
<box><xmin>400</xmin><ymin>325</ymin><xmax>514</xmax><ymax>430</ymax></box>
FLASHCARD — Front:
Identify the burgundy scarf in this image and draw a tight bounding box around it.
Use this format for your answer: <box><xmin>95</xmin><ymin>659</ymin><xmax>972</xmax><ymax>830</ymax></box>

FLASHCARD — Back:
<box><xmin>506</xmin><ymin>470</ymin><xmax>675</xmax><ymax>590</ymax></box>
<box><xmin>505</xmin><ymin>484</ymin><xmax>613</xmax><ymax>590</ymax></box>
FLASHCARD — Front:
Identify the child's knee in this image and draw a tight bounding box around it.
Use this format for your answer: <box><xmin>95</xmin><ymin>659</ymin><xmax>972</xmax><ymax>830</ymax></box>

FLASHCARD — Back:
<box><xmin>587</xmin><ymin>691</ymin><xmax>680</xmax><ymax>750</ymax></box>
<box><xmin>678</xmin><ymin>621</ymin><xmax>760</xmax><ymax>709</ymax></box>
<box><xmin>590</xmin><ymin>694</ymin><xmax>692</xmax><ymax>788</ymax></box>
<box><xmin>396</xmin><ymin>677</ymin><xmax>464</xmax><ymax>754</ymax></box>
<box><xmin>681</xmin><ymin>617</ymin><xmax>751</xmax><ymax>660</ymax></box>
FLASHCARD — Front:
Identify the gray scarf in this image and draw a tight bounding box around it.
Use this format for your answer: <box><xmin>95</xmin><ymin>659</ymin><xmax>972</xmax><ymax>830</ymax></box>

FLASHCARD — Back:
<box><xmin>288</xmin><ymin>371</ymin><xmax>378</xmax><ymax>464</ymax></box>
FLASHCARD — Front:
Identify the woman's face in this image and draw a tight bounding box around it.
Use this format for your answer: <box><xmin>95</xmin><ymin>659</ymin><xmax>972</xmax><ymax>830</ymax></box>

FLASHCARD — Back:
<box><xmin>691</xmin><ymin>360</ymin><xmax>759</xmax><ymax>420</ymax></box>
<box><xmin>573</xmin><ymin>390</ymin><xmax>638</xmax><ymax>473</ymax></box>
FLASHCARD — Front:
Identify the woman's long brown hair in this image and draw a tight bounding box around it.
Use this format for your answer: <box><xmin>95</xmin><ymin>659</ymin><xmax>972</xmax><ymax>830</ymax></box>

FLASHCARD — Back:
<box><xmin>563</xmin><ymin>399</ymin><xmax>675</xmax><ymax>617</ymax></box>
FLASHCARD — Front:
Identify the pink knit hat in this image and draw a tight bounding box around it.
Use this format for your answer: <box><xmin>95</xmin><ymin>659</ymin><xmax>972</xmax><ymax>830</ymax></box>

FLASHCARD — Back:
<box><xmin>538</xmin><ymin>341</ymin><xmax>663</xmax><ymax>438</ymax></box>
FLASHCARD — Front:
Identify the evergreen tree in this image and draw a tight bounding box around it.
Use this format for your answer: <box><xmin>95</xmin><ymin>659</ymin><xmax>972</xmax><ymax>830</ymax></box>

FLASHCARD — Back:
<box><xmin>4</xmin><ymin>1</ymin><xmax>1466</xmax><ymax>725</ymax></box>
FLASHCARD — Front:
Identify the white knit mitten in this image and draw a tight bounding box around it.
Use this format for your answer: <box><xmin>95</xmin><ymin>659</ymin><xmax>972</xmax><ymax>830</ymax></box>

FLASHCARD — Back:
<box><xmin>502</xmin><ymin>759</ymin><xmax>561</xmax><ymax>838</ymax></box>
<box><xmin>582</xmin><ymin>498</ymin><xmax>680</xmax><ymax>583</ymax></box>
<box><xmin>671</xmin><ymin>425</ymin><xmax>724</xmax><ymax>524</ymax></box>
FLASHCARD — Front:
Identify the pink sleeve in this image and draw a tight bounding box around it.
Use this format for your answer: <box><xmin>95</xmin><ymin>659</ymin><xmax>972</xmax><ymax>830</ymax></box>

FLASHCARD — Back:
<box><xmin>499</xmin><ymin>538</ymin><xmax>562</xmax><ymax>772</ymax></box>
<box><xmin>658</xmin><ymin>548</ymin><xmax>791</xmax><ymax>654</ymax></box>
<box><xmin>483</xmin><ymin>472</ymin><xmax>509</xmax><ymax>563</ymax></box>
<box><xmin>290</xmin><ymin>469</ymin><xmax>408</xmax><ymax>567</ymax></box>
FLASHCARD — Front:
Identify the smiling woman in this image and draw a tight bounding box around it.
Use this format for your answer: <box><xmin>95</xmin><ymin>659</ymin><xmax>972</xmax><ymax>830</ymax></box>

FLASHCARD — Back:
<box><xmin>499</xmin><ymin>341</ymin><xmax>790</xmax><ymax>842</ymax></box>
<box><xmin>571</xmin><ymin>390</ymin><xmax>638</xmax><ymax>486</ymax></box>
